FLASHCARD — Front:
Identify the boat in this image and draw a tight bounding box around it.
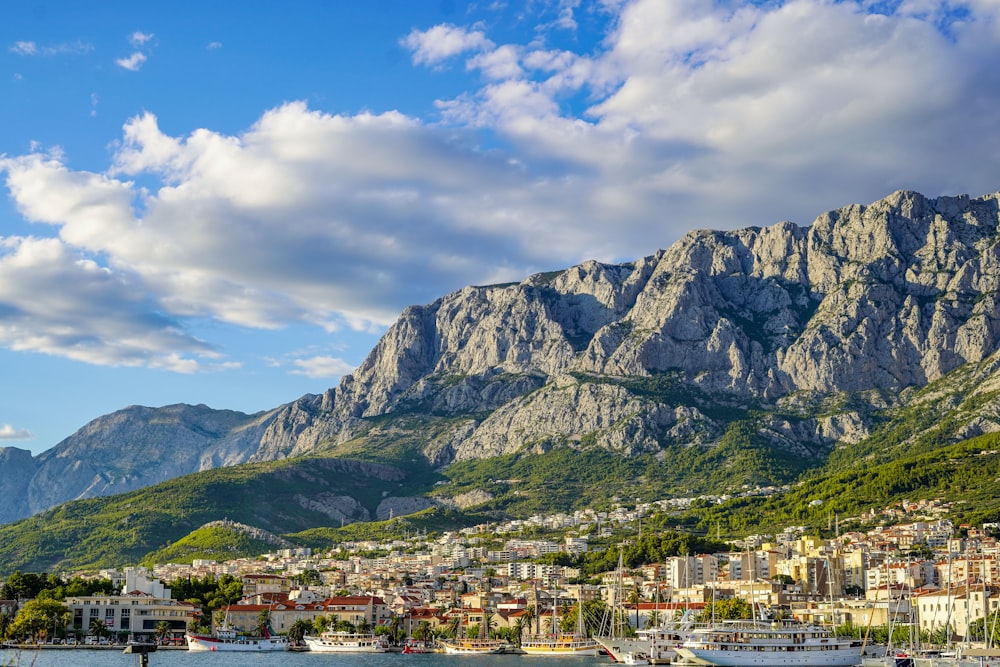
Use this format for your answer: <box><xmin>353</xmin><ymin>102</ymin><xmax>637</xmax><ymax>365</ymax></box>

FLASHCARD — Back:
<box><xmin>595</xmin><ymin>552</ymin><xmax>691</xmax><ymax>664</ymax></box>
<box><xmin>401</xmin><ymin>638</ymin><xmax>437</xmax><ymax>653</ymax></box>
<box><xmin>439</xmin><ymin>637</ymin><xmax>506</xmax><ymax>654</ymax></box>
<box><xmin>185</xmin><ymin>622</ymin><xmax>289</xmax><ymax>652</ymax></box>
<box><xmin>674</xmin><ymin>619</ymin><xmax>863</xmax><ymax>666</ymax></box>
<box><xmin>520</xmin><ymin>631</ymin><xmax>603</xmax><ymax>656</ymax></box>
<box><xmin>597</xmin><ymin>625</ymin><xmax>690</xmax><ymax>664</ymax></box>
<box><xmin>622</xmin><ymin>652</ymin><xmax>651</xmax><ymax>665</ymax></box>
<box><xmin>520</xmin><ymin>595</ymin><xmax>601</xmax><ymax>656</ymax></box>
<box><xmin>302</xmin><ymin>629</ymin><xmax>390</xmax><ymax>653</ymax></box>
<box><xmin>439</xmin><ymin>610</ymin><xmax>507</xmax><ymax>654</ymax></box>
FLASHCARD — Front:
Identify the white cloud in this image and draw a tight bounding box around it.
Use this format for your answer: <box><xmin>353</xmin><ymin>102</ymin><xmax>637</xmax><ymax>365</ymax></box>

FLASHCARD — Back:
<box><xmin>290</xmin><ymin>356</ymin><xmax>355</xmax><ymax>378</ymax></box>
<box><xmin>5</xmin><ymin>0</ymin><xmax>1000</xmax><ymax>375</ymax></box>
<box><xmin>0</xmin><ymin>235</ymin><xmax>215</xmax><ymax>370</ymax></box>
<box><xmin>10</xmin><ymin>41</ymin><xmax>37</xmax><ymax>55</ymax></box>
<box><xmin>468</xmin><ymin>44</ymin><xmax>524</xmax><ymax>80</ymax></box>
<box><xmin>402</xmin><ymin>23</ymin><xmax>493</xmax><ymax>66</ymax></box>
<box><xmin>207</xmin><ymin>41</ymin><xmax>223</xmax><ymax>50</ymax></box>
<box><xmin>129</xmin><ymin>31</ymin><xmax>154</xmax><ymax>47</ymax></box>
<box><xmin>10</xmin><ymin>40</ymin><xmax>92</xmax><ymax>56</ymax></box>
<box><xmin>116</xmin><ymin>51</ymin><xmax>147</xmax><ymax>71</ymax></box>
<box><xmin>0</xmin><ymin>424</ymin><xmax>33</xmax><ymax>441</ymax></box>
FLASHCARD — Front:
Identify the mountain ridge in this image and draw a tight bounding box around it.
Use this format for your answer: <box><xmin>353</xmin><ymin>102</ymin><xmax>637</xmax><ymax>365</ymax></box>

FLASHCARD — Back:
<box><xmin>4</xmin><ymin>189</ymin><xmax>1000</xmax><ymax>528</ymax></box>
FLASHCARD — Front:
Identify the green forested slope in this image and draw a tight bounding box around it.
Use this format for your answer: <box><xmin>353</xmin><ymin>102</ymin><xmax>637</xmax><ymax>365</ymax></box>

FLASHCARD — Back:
<box><xmin>0</xmin><ymin>457</ymin><xmax>423</xmax><ymax>575</ymax></box>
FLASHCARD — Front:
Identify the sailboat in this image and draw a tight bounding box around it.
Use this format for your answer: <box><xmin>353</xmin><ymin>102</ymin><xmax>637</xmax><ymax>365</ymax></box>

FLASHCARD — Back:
<box><xmin>595</xmin><ymin>551</ymin><xmax>691</xmax><ymax>664</ymax></box>
<box><xmin>520</xmin><ymin>588</ymin><xmax>601</xmax><ymax>656</ymax></box>
<box><xmin>439</xmin><ymin>609</ymin><xmax>507</xmax><ymax>655</ymax></box>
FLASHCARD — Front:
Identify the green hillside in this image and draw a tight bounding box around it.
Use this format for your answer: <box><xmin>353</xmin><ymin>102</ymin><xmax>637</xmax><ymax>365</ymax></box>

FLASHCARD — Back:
<box><xmin>6</xmin><ymin>360</ymin><xmax>1000</xmax><ymax>576</ymax></box>
<box><xmin>0</xmin><ymin>456</ymin><xmax>430</xmax><ymax>575</ymax></box>
<box><xmin>689</xmin><ymin>433</ymin><xmax>1000</xmax><ymax>538</ymax></box>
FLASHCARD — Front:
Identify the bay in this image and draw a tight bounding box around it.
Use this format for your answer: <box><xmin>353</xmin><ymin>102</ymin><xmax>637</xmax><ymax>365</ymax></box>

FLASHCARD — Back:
<box><xmin>1</xmin><ymin>648</ymin><xmax>611</xmax><ymax>667</ymax></box>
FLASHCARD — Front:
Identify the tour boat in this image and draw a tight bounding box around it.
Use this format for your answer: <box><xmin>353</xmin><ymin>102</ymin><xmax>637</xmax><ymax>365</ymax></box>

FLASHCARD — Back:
<box><xmin>520</xmin><ymin>598</ymin><xmax>601</xmax><ymax>656</ymax></box>
<box><xmin>302</xmin><ymin>630</ymin><xmax>389</xmax><ymax>653</ymax></box>
<box><xmin>439</xmin><ymin>637</ymin><xmax>507</xmax><ymax>654</ymax></box>
<box><xmin>674</xmin><ymin>619</ymin><xmax>862</xmax><ymax>666</ymax></box>
<box><xmin>185</xmin><ymin>623</ymin><xmax>288</xmax><ymax>652</ymax></box>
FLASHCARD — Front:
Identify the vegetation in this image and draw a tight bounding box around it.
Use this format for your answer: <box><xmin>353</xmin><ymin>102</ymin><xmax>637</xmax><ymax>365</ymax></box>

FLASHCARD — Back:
<box><xmin>0</xmin><ymin>456</ymin><xmax>427</xmax><ymax>576</ymax></box>
<box><xmin>1</xmin><ymin>571</ymin><xmax>115</xmax><ymax>600</ymax></box>
<box><xmin>141</xmin><ymin>524</ymin><xmax>282</xmax><ymax>566</ymax></box>
<box><xmin>686</xmin><ymin>433</ymin><xmax>1000</xmax><ymax>537</ymax></box>
<box><xmin>7</xmin><ymin>355</ymin><xmax>1000</xmax><ymax>575</ymax></box>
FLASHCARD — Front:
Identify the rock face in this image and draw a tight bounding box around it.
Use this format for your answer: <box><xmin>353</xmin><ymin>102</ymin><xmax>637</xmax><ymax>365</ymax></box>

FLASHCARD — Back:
<box><xmin>7</xmin><ymin>189</ymin><xmax>1000</xmax><ymax>525</ymax></box>
<box><xmin>258</xmin><ymin>190</ymin><xmax>1000</xmax><ymax>461</ymax></box>
<box><xmin>0</xmin><ymin>404</ymin><xmax>283</xmax><ymax>524</ymax></box>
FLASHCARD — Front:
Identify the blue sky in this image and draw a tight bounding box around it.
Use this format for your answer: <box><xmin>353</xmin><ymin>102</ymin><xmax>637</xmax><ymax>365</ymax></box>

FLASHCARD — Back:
<box><xmin>2</xmin><ymin>0</ymin><xmax>1000</xmax><ymax>456</ymax></box>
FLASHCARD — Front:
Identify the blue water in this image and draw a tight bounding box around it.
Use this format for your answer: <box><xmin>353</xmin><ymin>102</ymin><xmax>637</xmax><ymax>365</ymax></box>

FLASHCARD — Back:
<box><xmin>1</xmin><ymin>648</ymin><xmax>610</xmax><ymax>667</ymax></box>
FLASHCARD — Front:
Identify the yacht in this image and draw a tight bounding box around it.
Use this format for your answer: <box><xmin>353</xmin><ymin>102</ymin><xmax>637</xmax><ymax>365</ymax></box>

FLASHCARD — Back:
<box><xmin>675</xmin><ymin>619</ymin><xmax>862</xmax><ymax>666</ymax></box>
<box><xmin>302</xmin><ymin>629</ymin><xmax>389</xmax><ymax>653</ymax></box>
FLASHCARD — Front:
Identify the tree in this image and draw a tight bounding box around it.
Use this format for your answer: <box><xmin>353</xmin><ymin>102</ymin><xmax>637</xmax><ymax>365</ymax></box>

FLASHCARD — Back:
<box><xmin>89</xmin><ymin>617</ymin><xmax>111</xmax><ymax>642</ymax></box>
<box><xmin>387</xmin><ymin>615</ymin><xmax>404</xmax><ymax>644</ymax></box>
<box><xmin>155</xmin><ymin>621</ymin><xmax>172</xmax><ymax>643</ymax></box>
<box><xmin>287</xmin><ymin>619</ymin><xmax>312</xmax><ymax>644</ymax></box>
<box><xmin>311</xmin><ymin>615</ymin><xmax>330</xmax><ymax>634</ymax></box>
<box><xmin>482</xmin><ymin>612</ymin><xmax>496</xmax><ymax>638</ymax></box>
<box><xmin>0</xmin><ymin>607</ymin><xmax>13</xmax><ymax>639</ymax></box>
<box><xmin>512</xmin><ymin>615</ymin><xmax>528</xmax><ymax>646</ymax></box>
<box><xmin>7</xmin><ymin>598</ymin><xmax>68</xmax><ymax>642</ymax></box>
<box><xmin>412</xmin><ymin>620</ymin><xmax>432</xmax><ymax>642</ymax></box>
<box><xmin>699</xmin><ymin>598</ymin><xmax>753</xmax><ymax>622</ymax></box>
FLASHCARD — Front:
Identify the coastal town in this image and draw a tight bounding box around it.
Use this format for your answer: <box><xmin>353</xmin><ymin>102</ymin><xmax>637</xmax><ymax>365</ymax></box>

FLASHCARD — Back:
<box><xmin>2</xmin><ymin>491</ymin><xmax>999</xmax><ymax>660</ymax></box>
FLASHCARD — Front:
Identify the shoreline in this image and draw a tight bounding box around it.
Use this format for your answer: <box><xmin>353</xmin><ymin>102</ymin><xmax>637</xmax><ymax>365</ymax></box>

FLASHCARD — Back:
<box><xmin>1</xmin><ymin>643</ymin><xmax>188</xmax><ymax>651</ymax></box>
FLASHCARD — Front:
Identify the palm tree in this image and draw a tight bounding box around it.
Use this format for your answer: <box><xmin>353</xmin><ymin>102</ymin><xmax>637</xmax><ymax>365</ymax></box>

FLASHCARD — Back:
<box><xmin>287</xmin><ymin>619</ymin><xmax>312</xmax><ymax>645</ymax></box>
<box><xmin>155</xmin><ymin>621</ymin><xmax>171</xmax><ymax>644</ymax></box>
<box><xmin>522</xmin><ymin>605</ymin><xmax>537</xmax><ymax>635</ymax></box>
<box><xmin>413</xmin><ymin>620</ymin><xmax>432</xmax><ymax>642</ymax></box>
<box><xmin>311</xmin><ymin>615</ymin><xmax>329</xmax><ymax>635</ymax></box>
<box><xmin>482</xmin><ymin>612</ymin><xmax>496</xmax><ymax>639</ymax></box>
<box><xmin>89</xmin><ymin>617</ymin><xmax>109</xmax><ymax>642</ymax></box>
<box><xmin>512</xmin><ymin>615</ymin><xmax>528</xmax><ymax>647</ymax></box>
<box><xmin>387</xmin><ymin>615</ymin><xmax>403</xmax><ymax>644</ymax></box>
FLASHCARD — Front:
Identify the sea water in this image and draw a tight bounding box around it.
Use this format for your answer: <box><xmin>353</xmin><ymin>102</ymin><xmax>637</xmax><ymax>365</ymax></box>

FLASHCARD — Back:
<box><xmin>1</xmin><ymin>648</ymin><xmax>609</xmax><ymax>667</ymax></box>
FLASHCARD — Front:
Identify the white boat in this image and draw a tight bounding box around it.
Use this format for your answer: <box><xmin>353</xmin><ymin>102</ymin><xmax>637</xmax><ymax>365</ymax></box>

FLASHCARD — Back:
<box><xmin>303</xmin><ymin>630</ymin><xmax>389</xmax><ymax>653</ymax></box>
<box><xmin>595</xmin><ymin>553</ymin><xmax>692</xmax><ymax>664</ymax></box>
<box><xmin>439</xmin><ymin>637</ymin><xmax>506</xmax><ymax>654</ymax></box>
<box><xmin>622</xmin><ymin>651</ymin><xmax>651</xmax><ymax>665</ymax></box>
<box><xmin>185</xmin><ymin>623</ymin><xmax>288</xmax><ymax>652</ymax></box>
<box><xmin>675</xmin><ymin>619</ymin><xmax>862</xmax><ymax>666</ymax></box>
<box><xmin>597</xmin><ymin>625</ymin><xmax>690</xmax><ymax>664</ymax></box>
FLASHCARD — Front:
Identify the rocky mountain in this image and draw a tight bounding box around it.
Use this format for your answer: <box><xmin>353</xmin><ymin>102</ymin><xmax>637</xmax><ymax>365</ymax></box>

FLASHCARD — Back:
<box><xmin>0</xmin><ymin>404</ymin><xmax>282</xmax><ymax>524</ymax></box>
<box><xmin>5</xmin><ymin>189</ymin><xmax>1000</xmax><ymax>527</ymax></box>
<box><xmin>256</xmin><ymin>189</ymin><xmax>1000</xmax><ymax>462</ymax></box>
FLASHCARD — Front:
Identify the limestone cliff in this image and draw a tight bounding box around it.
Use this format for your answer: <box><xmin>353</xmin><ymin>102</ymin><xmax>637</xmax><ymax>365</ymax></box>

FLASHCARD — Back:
<box><xmin>6</xmin><ymin>189</ymin><xmax>1000</xmax><ymax>526</ymax></box>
